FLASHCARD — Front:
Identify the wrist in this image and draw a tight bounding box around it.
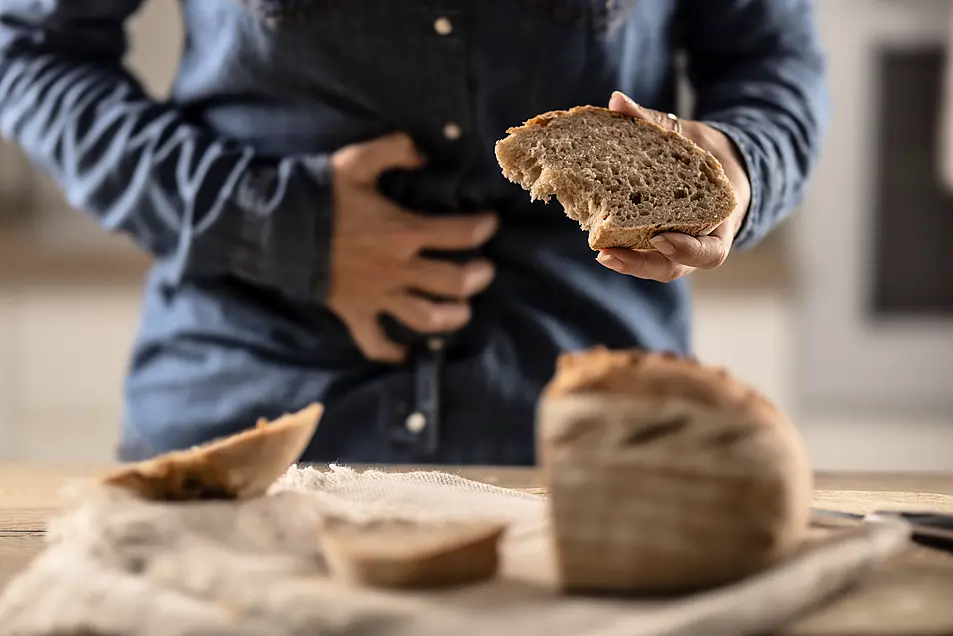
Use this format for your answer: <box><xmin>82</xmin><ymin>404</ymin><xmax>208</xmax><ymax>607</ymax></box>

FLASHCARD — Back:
<box><xmin>697</xmin><ymin>121</ymin><xmax>757</xmax><ymax>246</ymax></box>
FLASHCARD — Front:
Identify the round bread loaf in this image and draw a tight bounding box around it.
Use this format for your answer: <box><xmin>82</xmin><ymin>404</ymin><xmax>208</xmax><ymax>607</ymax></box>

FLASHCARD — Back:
<box><xmin>537</xmin><ymin>347</ymin><xmax>812</xmax><ymax>593</ymax></box>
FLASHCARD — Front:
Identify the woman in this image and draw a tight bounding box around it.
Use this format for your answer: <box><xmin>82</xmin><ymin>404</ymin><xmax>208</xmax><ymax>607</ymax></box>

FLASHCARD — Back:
<box><xmin>0</xmin><ymin>1</ymin><xmax>828</xmax><ymax>464</ymax></box>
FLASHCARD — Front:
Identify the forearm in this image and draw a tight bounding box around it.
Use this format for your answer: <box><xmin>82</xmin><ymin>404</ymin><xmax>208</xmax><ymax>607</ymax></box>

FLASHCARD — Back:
<box><xmin>0</xmin><ymin>3</ymin><xmax>332</xmax><ymax>302</ymax></box>
<box><xmin>680</xmin><ymin>0</ymin><xmax>830</xmax><ymax>250</ymax></box>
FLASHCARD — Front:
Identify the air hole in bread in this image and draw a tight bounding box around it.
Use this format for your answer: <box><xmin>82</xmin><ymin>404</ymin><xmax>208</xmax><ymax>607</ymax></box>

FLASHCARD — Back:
<box><xmin>629</xmin><ymin>192</ymin><xmax>643</xmax><ymax>205</ymax></box>
<box><xmin>674</xmin><ymin>188</ymin><xmax>687</xmax><ymax>200</ymax></box>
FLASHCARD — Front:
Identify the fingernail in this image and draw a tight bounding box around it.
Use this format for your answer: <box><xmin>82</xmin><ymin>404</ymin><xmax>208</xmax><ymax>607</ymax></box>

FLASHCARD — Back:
<box><xmin>596</xmin><ymin>254</ymin><xmax>623</xmax><ymax>271</ymax></box>
<box><xmin>650</xmin><ymin>236</ymin><xmax>675</xmax><ymax>255</ymax></box>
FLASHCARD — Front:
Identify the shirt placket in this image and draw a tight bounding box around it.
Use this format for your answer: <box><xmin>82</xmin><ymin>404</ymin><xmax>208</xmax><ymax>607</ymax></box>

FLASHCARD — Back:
<box><xmin>387</xmin><ymin>2</ymin><xmax>472</xmax><ymax>459</ymax></box>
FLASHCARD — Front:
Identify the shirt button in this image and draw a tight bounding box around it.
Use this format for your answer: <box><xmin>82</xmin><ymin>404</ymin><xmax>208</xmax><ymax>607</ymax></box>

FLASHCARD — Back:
<box><xmin>405</xmin><ymin>412</ymin><xmax>427</xmax><ymax>434</ymax></box>
<box><xmin>442</xmin><ymin>122</ymin><xmax>462</xmax><ymax>141</ymax></box>
<box><xmin>433</xmin><ymin>17</ymin><xmax>453</xmax><ymax>36</ymax></box>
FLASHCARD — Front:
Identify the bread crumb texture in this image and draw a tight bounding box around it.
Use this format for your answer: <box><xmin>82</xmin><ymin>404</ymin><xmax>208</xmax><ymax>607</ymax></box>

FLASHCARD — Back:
<box><xmin>495</xmin><ymin>106</ymin><xmax>736</xmax><ymax>250</ymax></box>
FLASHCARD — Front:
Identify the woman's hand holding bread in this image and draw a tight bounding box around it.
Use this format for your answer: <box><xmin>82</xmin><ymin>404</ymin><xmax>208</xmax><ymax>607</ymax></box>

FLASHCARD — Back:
<box><xmin>495</xmin><ymin>98</ymin><xmax>748</xmax><ymax>283</ymax></box>
<box><xmin>597</xmin><ymin>91</ymin><xmax>752</xmax><ymax>282</ymax></box>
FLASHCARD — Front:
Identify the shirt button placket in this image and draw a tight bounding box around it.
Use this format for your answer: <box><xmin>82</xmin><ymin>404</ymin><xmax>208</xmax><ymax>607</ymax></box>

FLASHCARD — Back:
<box><xmin>391</xmin><ymin>6</ymin><xmax>469</xmax><ymax>459</ymax></box>
<box><xmin>432</xmin><ymin>9</ymin><xmax>467</xmax><ymax>147</ymax></box>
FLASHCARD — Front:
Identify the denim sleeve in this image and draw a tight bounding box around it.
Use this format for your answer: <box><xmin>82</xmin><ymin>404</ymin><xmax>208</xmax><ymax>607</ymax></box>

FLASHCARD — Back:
<box><xmin>678</xmin><ymin>0</ymin><xmax>830</xmax><ymax>250</ymax></box>
<box><xmin>0</xmin><ymin>1</ymin><xmax>332</xmax><ymax>303</ymax></box>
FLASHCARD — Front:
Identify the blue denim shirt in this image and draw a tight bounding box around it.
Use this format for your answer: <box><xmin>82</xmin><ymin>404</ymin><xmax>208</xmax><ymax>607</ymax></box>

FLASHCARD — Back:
<box><xmin>0</xmin><ymin>1</ymin><xmax>828</xmax><ymax>465</ymax></box>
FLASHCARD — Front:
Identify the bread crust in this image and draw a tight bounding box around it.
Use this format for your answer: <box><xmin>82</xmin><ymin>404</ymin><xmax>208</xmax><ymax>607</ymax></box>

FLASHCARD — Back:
<box><xmin>543</xmin><ymin>346</ymin><xmax>779</xmax><ymax>422</ymax></box>
<box><xmin>101</xmin><ymin>403</ymin><xmax>323</xmax><ymax>501</ymax></box>
<box><xmin>586</xmin><ymin>221</ymin><xmax>722</xmax><ymax>251</ymax></box>
<box><xmin>508</xmin><ymin>105</ymin><xmax>694</xmax><ymax>150</ymax></box>
<box><xmin>497</xmin><ymin>105</ymin><xmax>737</xmax><ymax>251</ymax></box>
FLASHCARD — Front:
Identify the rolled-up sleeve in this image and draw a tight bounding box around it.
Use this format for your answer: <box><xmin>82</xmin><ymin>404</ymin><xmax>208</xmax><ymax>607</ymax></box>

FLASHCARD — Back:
<box><xmin>0</xmin><ymin>0</ymin><xmax>333</xmax><ymax>302</ymax></box>
<box><xmin>678</xmin><ymin>0</ymin><xmax>830</xmax><ymax>250</ymax></box>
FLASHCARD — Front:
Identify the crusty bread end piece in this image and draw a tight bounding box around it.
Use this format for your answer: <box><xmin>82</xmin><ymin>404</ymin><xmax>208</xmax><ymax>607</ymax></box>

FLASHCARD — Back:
<box><xmin>537</xmin><ymin>347</ymin><xmax>812</xmax><ymax>594</ymax></box>
<box><xmin>495</xmin><ymin>106</ymin><xmax>736</xmax><ymax>250</ymax></box>
<box><xmin>102</xmin><ymin>403</ymin><xmax>323</xmax><ymax>501</ymax></box>
<box><xmin>319</xmin><ymin>518</ymin><xmax>506</xmax><ymax>589</ymax></box>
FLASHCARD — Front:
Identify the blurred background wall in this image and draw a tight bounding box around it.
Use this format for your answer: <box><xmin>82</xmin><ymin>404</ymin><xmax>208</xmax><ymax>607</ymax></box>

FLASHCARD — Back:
<box><xmin>0</xmin><ymin>1</ymin><xmax>950</xmax><ymax>469</ymax></box>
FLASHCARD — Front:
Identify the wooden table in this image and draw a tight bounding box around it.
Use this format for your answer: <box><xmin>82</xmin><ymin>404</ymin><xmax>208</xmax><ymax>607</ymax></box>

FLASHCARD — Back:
<box><xmin>2</xmin><ymin>464</ymin><xmax>953</xmax><ymax>635</ymax></box>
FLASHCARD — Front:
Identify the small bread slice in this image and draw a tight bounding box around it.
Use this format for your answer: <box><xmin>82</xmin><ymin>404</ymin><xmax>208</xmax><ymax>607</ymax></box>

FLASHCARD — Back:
<box><xmin>537</xmin><ymin>347</ymin><xmax>812</xmax><ymax>593</ymax></box>
<box><xmin>495</xmin><ymin>106</ymin><xmax>736</xmax><ymax>250</ymax></box>
<box><xmin>319</xmin><ymin>518</ymin><xmax>506</xmax><ymax>589</ymax></box>
<box><xmin>101</xmin><ymin>403</ymin><xmax>323</xmax><ymax>501</ymax></box>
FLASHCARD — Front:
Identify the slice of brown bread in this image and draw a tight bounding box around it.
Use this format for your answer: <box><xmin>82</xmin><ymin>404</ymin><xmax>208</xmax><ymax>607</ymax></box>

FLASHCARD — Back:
<box><xmin>495</xmin><ymin>106</ymin><xmax>737</xmax><ymax>250</ymax></box>
<box><xmin>319</xmin><ymin>518</ymin><xmax>506</xmax><ymax>589</ymax></box>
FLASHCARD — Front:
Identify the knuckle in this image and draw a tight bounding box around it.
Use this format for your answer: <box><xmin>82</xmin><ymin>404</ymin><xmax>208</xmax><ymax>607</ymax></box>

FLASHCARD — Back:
<box><xmin>422</xmin><ymin>306</ymin><xmax>448</xmax><ymax>331</ymax></box>
<box><xmin>458</xmin><ymin>224</ymin><xmax>481</xmax><ymax>246</ymax></box>
<box><xmin>420</xmin><ymin>313</ymin><xmax>442</xmax><ymax>331</ymax></box>
<box><xmin>394</xmin><ymin>133</ymin><xmax>416</xmax><ymax>155</ymax></box>
<box><xmin>383</xmin><ymin>131</ymin><xmax>411</xmax><ymax>147</ymax></box>
<box><xmin>390</xmin><ymin>218</ymin><xmax>426</xmax><ymax>254</ymax></box>
<box><xmin>395</xmin><ymin>237</ymin><xmax>423</xmax><ymax>259</ymax></box>
<box><xmin>671</xmin><ymin>265</ymin><xmax>692</xmax><ymax>282</ymax></box>
<box><xmin>709</xmin><ymin>250</ymin><xmax>729</xmax><ymax>269</ymax></box>
<box><xmin>443</xmin><ymin>221</ymin><xmax>481</xmax><ymax>248</ymax></box>
<box><xmin>464</xmin><ymin>221</ymin><xmax>492</xmax><ymax>246</ymax></box>
<box><xmin>615</xmin><ymin>263</ymin><xmax>635</xmax><ymax>277</ymax></box>
<box><xmin>372</xmin><ymin>347</ymin><xmax>402</xmax><ymax>363</ymax></box>
<box><xmin>363</xmin><ymin>343</ymin><xmax>386</xmax><ymax>361</ymax></box>
<box><xmin>448</xmin><ymin>303</ymin><xmax>472</xmax><ymax>327</ymax></box>
<box><xmin>358</xmin><ymin>329</ymin><xmax>402</xmax><ymax>362</ymax></box>
<box><xmin>428</xmin><ymin>302</ymin><xmax>469</xmax><ymax>330</ymax></box>
<box><xmin>331</xmin><ymin>146</ymin><xmax>357</xmax><ymax>173</ymax></box>
<box><xmin>401</xmin><ymin>298</ymin><xmax>437</xmax><ymax>330</ymax></box>
<box><xmin>653</xmin><ymin>264</ymin><xmax>680</xmax><ymax>283</ymax></box>
<box><xmin>367</xmin><ymin>348</ymin><xmax>396</xmax><ymax>363</ymax></box>
<box><xmin>445</xmin><ymin>270</ymin><xmax>471</xmax><ymax>298</ymax></box>
<box><xmin>391</xmin><ymin>209</ymin><xmax>424</xmax><ymax>236</ymax></box>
